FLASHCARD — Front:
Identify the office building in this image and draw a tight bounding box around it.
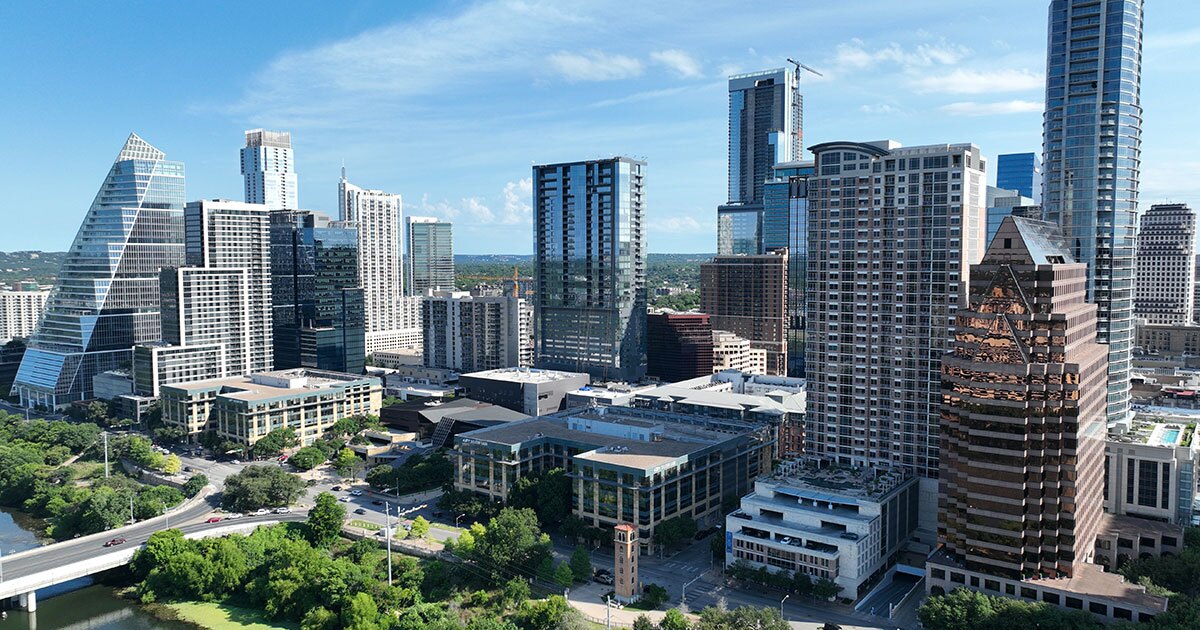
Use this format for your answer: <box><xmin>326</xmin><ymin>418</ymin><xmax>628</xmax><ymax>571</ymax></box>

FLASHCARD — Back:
<box><xmin>726</xmin><ymin>459</ymin><xmax>918</xmax><ymax>599</ymax></box>
<box><xmin>632</xmin><ymin>370</ymin><xmax>805</xmax><ymax>458</ymax></box>
<box><xmin>701</xmin><ymin>249</ymin><xmax>788</xmax><ymax>375</ymax></box>
<box><xmin>451</xmin><ymin>405</ymin><xmax>775</xmax><ymax>553</ymax></box>
<box><xmin>458</xmin><ymin>367</ymin><xmax>590</xmax><ymax>416</ymax></box>
<box><xmin>13</xmin><ymin>133</ymin><xmax>185</xmax><ymax>408</ymax></box>
<box><xmin>241</xmin><ymin>129</ymin><xmax>297</xmax><ymax>211</ymax></box>
<box><xmin>1135</xmin><ymin>203</ymin><xmax>1196</xmax><ymax>325</ymax></box>
<box><xmin>422</xmin><ymin>290</ymin><xmax>533</xmax><ymax>372</ymax></box>
<box><xmin>406</xmin><ymin>217</ymin><xmax>454</xmax><ymax>296</ymax></box>
<box><xmin>711</xmin><ymin>330</ymin><xmax>767</xmax><ymax>374</ymax></box>
<box><xmin>270</xmin><ymin>210</ymin><xmax>365</xmax><ymax>374</ymax></box>
<box><xmin>928</xmin><ymin>216</ymin><xmax>1168</xmax><ymax>623</ymax></box>
<box><xmin>717</xmin><ymin>67</ymin><xmax>803</xmax><ymax>256</ymax></box>
<box><xmin>984</xmin><ymin>186</ymin><xmax>1038</xmax><ymax>244</ymax></box>
<box><xmin>0</xmin><ymin>288</ymin><xmax>48</xmax><ymax>343</ymax></box>
<box><xmin>764</xmin><ymin>160</ymin><xmax>814</xmax><ymax>377</ymax></box>
<box><xmin>646</xmin><ymin>312</ymin><xmax>713</xmax><ymax>382</ymax></box>
<box><xmin>805</xmin><ymin>140</ymin><xmax>987</xmax><ymax>500</ymax></box>
<box><xmin>1105</xmin><ymin>419</ymin><xmax>1199</xmax><ymax>526</ymax></box>
<box><xmin>1042</xmin><ymin>0</ymin><xmax>1144</xmax><ymax>426</ymax></box>
<box><xmin>533</xmin><ymin>157</ymin><xmax>646</xmax><ymax>382</ymax></box>
<box><xmin>380</xmin><ymin>396</ymin><xmax>529</xmax><ymax>447</ymax></box>
<box><xmin>160</xmin><ymin>368</ymin><xmax>381</xmax><ymax>445</ymax></box>
<box><xmin>339</xmin><ymin>170</ymin><xmax>412</xmax><ymax>354</ymax></box>
<box><xmin>996</xmin><ymin>152</ymin><xmax>1042</xmax><ymax>202</ymax></box>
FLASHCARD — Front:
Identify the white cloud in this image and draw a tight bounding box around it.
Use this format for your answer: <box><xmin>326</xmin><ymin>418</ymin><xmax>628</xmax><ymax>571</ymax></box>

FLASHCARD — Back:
<box><xmin>650</xmin><ymin>49</ymin><xmax>703</xmax><ymax>78</ymax></box>
<box><xmin>1146</xmin><ymin>28</ymin><xmax>1200</xmax><ymax>49</ymax></box>
<box><xmin>859</xmin><ymin>103</ymin><xmax>899</xmax><ymax>114</ymax></box>
<box><xmin>832</xmin><ymin>38</ymin><xmax>970</xmax><ymax>71</ymax></box>
<box><xmin>938</xmin><ymin>100</ymin><xmax>1042</xmax><ymax>116</ymax></box>
<box><xmin>910</xmin><ymin>69</ymin><xmax>1043</xmax><ymax>94</ymax></box>
<box><xmin>416</xmin><ymin>178</ymin><xmax>532</xmax><ymax>226</ymax></box>
<box><xmin>501</xmin><ymin>178</ymin><xmax>534</xmax><ymax>224</ymax></box>
<box><xmin>547</xmin><ymin>50</ymin><xmax>643</xmax><ymax>82</ymax></box>
<box><xmin>648</xmin><ymin>216</ymin><xmax>706</xmax><ymax>233</ymax></box>
<box><xmin>590</xmin><ymin>86</ymin><xmax>693</xmax><ymax>109</ymax></box>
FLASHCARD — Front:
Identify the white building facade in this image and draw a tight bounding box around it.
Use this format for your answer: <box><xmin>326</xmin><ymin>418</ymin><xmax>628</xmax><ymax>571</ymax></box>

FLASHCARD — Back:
<box><xmin>0</xmin><ymin>288</ymin><xmax>48</xmax><ymax>343</ymax></box>
<box><xmin>1135</xmin><ymin>203</ymin><xmax>1196</xmax><ymax>326</ymax></box>
<box><xmin>241</xmin><ymin>129</ymin><xmax>297</xmax><ymax>211</ymax></box>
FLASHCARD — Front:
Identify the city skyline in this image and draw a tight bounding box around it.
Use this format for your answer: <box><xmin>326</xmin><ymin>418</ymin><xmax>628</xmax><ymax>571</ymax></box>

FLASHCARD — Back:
<box><xmin>2</xmin><ymin>1</ymin><xmax>1197</xmax><ymax>255</ymax></box>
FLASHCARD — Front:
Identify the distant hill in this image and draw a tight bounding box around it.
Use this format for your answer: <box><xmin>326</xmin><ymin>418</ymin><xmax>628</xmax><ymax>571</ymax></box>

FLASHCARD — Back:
<box><xmin>0</xmin><ymin>251</ymin><xmax>66</xmax><ymax>286</ymax></box>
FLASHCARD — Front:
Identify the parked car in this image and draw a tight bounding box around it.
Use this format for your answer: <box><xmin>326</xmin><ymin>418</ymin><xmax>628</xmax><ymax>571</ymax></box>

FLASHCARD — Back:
<box><xmin>350</xmin><ymin>489</ymin><xmax>364</xmax><ymax>496</ymax></box>
<box><xmin>205</xmin><ymin>517</ymin><xmax>222</xmax><ymax>523</ymax></box>
<box><xmin>103</xmin><ymin>538</ymin><xmax>127</xmax><ymax>547</ymax></box>
<box><xmin>354</xmin><ymin>508</ymin><xmax>367</xmax><ymax>515</ymax></box>
<box><xmin>253</xmin><ymin>508</ymin><xmax>270</xmax><ymax>516</ymax></box>
<box><xmin>183</xmin><ymin>466</ymin><xmax>194</xmax><ymax>473</ymax></box>
<box><xmin>594</xmin><ymin>573</ymin><xmax>614</xmax><ymax>585</ymax></box>
<box><xmin>339</xmin><ymin>496</ymin><xmax>352</xmax><ymax>502</ymax></box>
<box><xmin>274</xmin><ymin>507</ymin><xmax>291</xmax><ymax>514</ymax></box>
<box><xmin>371</xmin><ymin>500</ymin><xmax>384</xmax><ymax>505</ymax></box>
<box><xmin>224</xmin><ymin>513</ymin><xmax>244</xmax><ymax>520</ymax></box>
<box><xmin>332</xmin><ymin>485</ymin><xmax>342</xmax><ymax>491</ymax></box>
<box><xmin>306</xmin><ymin>479</ymin><xmax>318</xmax><ymax>487</ymax></box>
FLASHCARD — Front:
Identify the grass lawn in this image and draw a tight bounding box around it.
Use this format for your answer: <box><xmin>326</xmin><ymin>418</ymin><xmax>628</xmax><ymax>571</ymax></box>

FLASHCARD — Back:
<box><xmin>168</xmin><ymin>601</ymin><xmax>299</xmax><ymax>630</ymax></box>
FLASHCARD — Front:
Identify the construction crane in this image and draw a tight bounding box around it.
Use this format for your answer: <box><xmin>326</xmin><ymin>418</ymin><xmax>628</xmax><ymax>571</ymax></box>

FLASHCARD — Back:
<box><xmin>458</xmin><ymin>266</ymin><xmax>533</xmax><ymax>299</ymax></box>
<box><xmin>786</xmin><ymin>58</ymin><xmax>824</xmax><ymax>78</ymax></box>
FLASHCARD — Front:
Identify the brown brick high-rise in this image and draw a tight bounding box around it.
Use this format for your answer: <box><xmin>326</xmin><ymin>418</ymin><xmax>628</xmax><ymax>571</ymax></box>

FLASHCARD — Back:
<box><xmin>939</xmin><ymin>216</ymin><xmax>1107</xmax><ymax>581</ymax></box>
<box><xmin>700</xmin><ymin>248</ymin><xmax>788</xmax><ymax>375</ymax></box>
<box><xmin>646</xmin><ymin>312</ymin><xmax>713</xmax><ymax>382</ymax></box>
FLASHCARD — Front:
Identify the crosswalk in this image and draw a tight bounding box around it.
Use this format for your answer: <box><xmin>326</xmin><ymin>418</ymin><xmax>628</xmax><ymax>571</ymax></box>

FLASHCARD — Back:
<box><xmin>659</xmin><ymin>560</ymin><xmax>704</xmax><ymax>573</ymax></box>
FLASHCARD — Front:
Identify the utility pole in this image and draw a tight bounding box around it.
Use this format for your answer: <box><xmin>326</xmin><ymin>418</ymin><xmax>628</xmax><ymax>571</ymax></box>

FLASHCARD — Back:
<box><xmin>605</xmin><ymin>595</ymin><xmax>612</xmax><ymax>630</ymax></box>
<box><xmin>103</xmin><ymin>431</ymin><xmax>110</xmax><ymax>478</ymax></box>
<box><xmin>385</xmin><ymin>501</ymin><xmax>393</xmax><ymax>586</ymax></box>
<box><xmin>129</xmin><ymin>495</ymin><xmax>135</xmax><ymax>524</ymax></box>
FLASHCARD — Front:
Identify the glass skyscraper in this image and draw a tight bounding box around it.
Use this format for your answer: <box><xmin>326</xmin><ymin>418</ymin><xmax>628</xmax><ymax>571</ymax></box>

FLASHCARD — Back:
<box><xmin>12</xmin><ymin>133</ymin><xmax>185</xmax><ymax>408</ymax></box>
<box><xmin>995</xmin><ymin>152</ymin><xmax>1043</xmax><ymax>203</ymax></box>
<box><xmin>1042</xmin><ymin>0</ymin><xmax>1143</xmax><ymax>425</ymax></box>
<box><xmin>533</xmin><ymin>157</ymin><xmax>646</xmax><ymax>382</ymax></box>
<box><xmin>270</xmin><ymin>210</ymin><xmax>365</xmax><ymax>374</ymax></box>
<box><xmin>763</xmin><ymin>160</ymin><xmax>813</xmax><ymax>378</ymax></box>
<box><xmin>405</xmin><ymin>216</ymin><xmax>455</xmax><ymax>296</ymax></box>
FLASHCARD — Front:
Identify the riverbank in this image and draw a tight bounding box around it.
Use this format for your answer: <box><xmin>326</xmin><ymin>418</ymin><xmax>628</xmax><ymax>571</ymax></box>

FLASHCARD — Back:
<box><xmin>166</xmin><ymin>601</ymin><xmax>299</xmax><ymax>630</ymax></box>
<box><xmin>0</xmin><ymin>505</ymin><xmax>50</xmax><ymax>546</ymax></box>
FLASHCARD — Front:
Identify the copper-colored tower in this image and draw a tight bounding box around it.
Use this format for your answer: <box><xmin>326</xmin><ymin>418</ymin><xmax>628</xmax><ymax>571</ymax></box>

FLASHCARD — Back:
<box><xmin>613</xmin><ymin>523</ymin><xmax>639</xmax><ymax>602</ymax></box>
<box><xmin>939</xmin><ymin>216</ymin><xmax>1108</xmax><ymax>581</ymax></box>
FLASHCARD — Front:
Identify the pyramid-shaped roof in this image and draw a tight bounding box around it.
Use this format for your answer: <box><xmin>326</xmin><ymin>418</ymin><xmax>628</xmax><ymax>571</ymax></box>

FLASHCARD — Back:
<box><xmin>116</xmin><ymin>132</ymin><xmax>165</xmax><ymax>162</ymax></box>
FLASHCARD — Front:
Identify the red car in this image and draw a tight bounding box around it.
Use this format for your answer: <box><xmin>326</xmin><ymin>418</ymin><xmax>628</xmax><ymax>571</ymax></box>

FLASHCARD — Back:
<box><xmin>103</xmin><ymin>537</ymin><xmax>127</xmax><ymax>547</ymax></box>
<box><xmin>206</xmin><ymin>517</ymin><xmax>223</xmax><ymax>523</ymax></box>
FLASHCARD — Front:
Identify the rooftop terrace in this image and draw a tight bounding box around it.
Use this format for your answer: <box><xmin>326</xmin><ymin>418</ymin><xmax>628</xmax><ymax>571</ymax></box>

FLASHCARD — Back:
<box><xmin>767</xmin><ymin>458</ymin><xmax>915</xmax><ymax>502</ymax></box>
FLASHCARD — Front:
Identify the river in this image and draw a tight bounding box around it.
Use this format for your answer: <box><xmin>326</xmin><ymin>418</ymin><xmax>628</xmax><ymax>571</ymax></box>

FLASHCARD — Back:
<box><xmin>1</xmin><ymin>507</ymin><xmax>192</xmax><ymax>629</ymax></box>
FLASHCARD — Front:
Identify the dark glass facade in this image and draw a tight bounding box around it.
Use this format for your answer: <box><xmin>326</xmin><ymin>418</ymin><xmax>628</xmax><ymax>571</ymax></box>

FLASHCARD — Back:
<box><xmin>996</xmin><ymin>152</ymin><xmax>1043</xmax><ymax>202</ymax></box>
<box><xmin>270</xmin><ymin>210</ymin><xmax>365</xmax><ymax>374</ymax></box>
<box><xmin>646</xmin><ymin>312</ymin><xmax>713</xmax><ymax>382</ymax></box>
<box><xmin>764</xmin><ymin>160</ymin><xmax>813</xmax><ymax>378</ymax></box>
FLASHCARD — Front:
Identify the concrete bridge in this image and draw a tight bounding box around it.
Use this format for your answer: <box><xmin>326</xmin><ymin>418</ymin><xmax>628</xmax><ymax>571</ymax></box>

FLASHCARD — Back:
<box><xmin>0</xmin><ymin>490</ymin><xmax>305</xmax><ymax>611</ymax></box>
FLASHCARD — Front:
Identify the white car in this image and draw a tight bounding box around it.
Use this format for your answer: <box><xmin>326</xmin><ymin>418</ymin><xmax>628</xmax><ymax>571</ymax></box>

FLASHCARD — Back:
<box><xmin>338</xmin><ymin>496</ymin><xmax>352</xmax><ymax>502</ymax></box>
<box><xmin>224</xmin><ymin>513</ymin><xmax>243</xmax><ymax>520</ymax></box>
<box><xmin>350</xmin><ymin>489</ymin><xmax>364</xmax><ymax>496</ymax></box>
<box><xmin>253</xmin><ymin>508</ymin><xmax>270</xmax><ymax>516</ymax></box>
<box><xmin>274</xmin><ymin>506</ymin><xmax>291</xmax><ymax>514</ymax></box>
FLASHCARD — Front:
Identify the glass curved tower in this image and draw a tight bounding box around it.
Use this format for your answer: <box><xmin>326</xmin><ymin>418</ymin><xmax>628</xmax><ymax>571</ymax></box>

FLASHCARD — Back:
<box><xmin>1042</xmin><ymin>0</ymin><xmax>1143</xmax><ymax>425</ymax></box>
<box><xmin>12</xmin><ymin>133</ymin><xmax>185</xmax><ymax>408</ymax></box>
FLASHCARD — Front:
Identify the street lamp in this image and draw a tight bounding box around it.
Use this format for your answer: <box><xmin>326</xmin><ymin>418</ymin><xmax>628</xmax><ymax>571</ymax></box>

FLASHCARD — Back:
<box><xmin>780</xmin><ymin>594</ymin><xmax>789</xmax><ymax>620</ymax></box>
<box><xmin>455</xmin><ymin>513</ymin><xmax>467</xmax><ymax>527</ymax></box>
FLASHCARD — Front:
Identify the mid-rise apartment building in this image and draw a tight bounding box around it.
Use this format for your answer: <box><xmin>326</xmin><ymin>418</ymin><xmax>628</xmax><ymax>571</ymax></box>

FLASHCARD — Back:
<box><xmin>0</xmin><ymin>288</ymin><xmax>48</xmax><ymax>343</ymax></box>
<box><xmin>405</xmin><ymin>217</ymin><xmax>454</xmax><ymax>296</ymax></box>
<box><xmin>711</xmin><ymin>330</ymin><xmax>767</xmax><ymax>374</ymax></box>
<box><xmin>1135</xmin><ymin>203</ymin><xmax>1196</xmax><ymax>325</ymax></box>
<box><xmin>422</xmin><ymin>290</ymin><xmax>532</xmax><ymax>372</ymax></box>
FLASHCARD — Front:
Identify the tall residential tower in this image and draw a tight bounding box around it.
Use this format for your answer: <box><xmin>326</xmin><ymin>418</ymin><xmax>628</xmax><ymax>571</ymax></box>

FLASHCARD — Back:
<box><xmin>1135</xmin><ymin>203</ymin><xmax>1196</xmax><ymax>325</ymax></box>
<box><xmin>241</xmin><ymin>129</ymin><xmax>297</xmax><ymax>211</ymax></box>
<box><xmin>13</xmin><ymin>134</ymin><xmax>185</xmax><ymax>408</ymax></box>
<box><xmin>1042</xmin><ymin>0</ymin><xmax>1144</xmax><ymax>425</ymax></box>
<box><xmin>406</xmin><ymin>216</ymin><xmax>454</xmax><ymax>296</ymax></box>
<box><xmin>533</xmin><ymin>157</ymin><xmax>646</xmax><ymax>382</ymax></box>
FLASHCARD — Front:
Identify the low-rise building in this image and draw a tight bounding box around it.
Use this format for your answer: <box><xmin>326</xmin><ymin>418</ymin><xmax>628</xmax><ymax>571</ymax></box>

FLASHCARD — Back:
<box><xmin>451</xmin><ymin>405</ymin><xmax>775</xmax><ymax>553</ymax></box>
<box><xmin>725</xmin><ymin>458</ymin><xmax>918</xmax><ymax>600</ymax></box>
<box><xmin>1105</xmin><ymin>419</ymin><xmax>1199</xmax><ymax>525</ymax></box>
<box><xmin>380</xmin><ymin>396</ymin><xmax>529</xmax><ymax>446</ymax></box>
<box><xmin>712</xmin><ymin>330</ymin><xmax>767</xmax><ymax>374</ymax></box>
<box><xmin>160</xmin><ymin>368</ymin><xmax>381</xmax><ymax>445</ymax></box>
<box><xmin>458</xmin><ymin>367</ymin><xmax>590</xmax><ymax>416</ymax></box>
<box><xmin>564</xmin><ymin>382</ymin><xmax>658</xmax><ymax>408</ymax></box>
<box><xmin>370</xmin><ymin>348</ymin><xmax>424</xmax><ymax>369</ymax></box>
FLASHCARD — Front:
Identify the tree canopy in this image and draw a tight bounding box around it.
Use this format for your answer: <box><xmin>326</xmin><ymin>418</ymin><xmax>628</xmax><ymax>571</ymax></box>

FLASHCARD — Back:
<box><xmin>222</xmin><ymin>465</ymin><xmax>304</xmax><ymax>512</ymax></box>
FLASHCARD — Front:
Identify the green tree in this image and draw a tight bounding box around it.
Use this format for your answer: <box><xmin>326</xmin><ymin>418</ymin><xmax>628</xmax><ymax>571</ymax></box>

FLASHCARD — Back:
<box><xmin>341</xmin><ymin>592</ymin><xmax>383</xmax><ymax>630</ymax></box>
<box><xmin>301</xmin><ymin>606</ymin><xmax>338</xmax><ymax>630</ymax></box>
<box><xmin>500</xmin><ymin>577</ymin><xmax>530</xmax><ymax>609</ymax></box>
<box><xmin>654</xmin><ymin>516</ymin><xmax>697</xmax><ymax>550</ymax></box>
<box><xmin>85</xmin><ymin>400</ymin><xmax>109</xmax><ymax>425</ymax></box>
<box><xmin>633</xmin><ymin>615</ymin><xmax>655</xmax><ymax>630</ymax></box>
<box><xmin>306</xmin><ymin>492</ymin><xmax>346</xmax><ymax>547</ymax></box>
<box><xmin>466</xmin><ymin>616</ymin><xmax>519</xmax><ymax>630</ymax></box>
<box><xmin>182</xmin><ymin>473</ymin><xmax>208</xmax><ymax>497</ymax></box>
<box><xmin>334</xmin><ymin>447</ymin><xmax>362</xmax><ymax>477</ymax></box>
<box><xmin>472</xmin><ymin>507</ymin><xmax>551</xmax><ymax>579</ymax></box>
<box><xmin>695</xmin><ymin>606</ymin><xmax>788</xmax><ymax>630</ymax></box>
<box><xmin>812</xmin><ymin>577</ymin><xmax>840</xmax><ymax>600</ymax></box>
<box><xmin>221</xmin><ymin>464</ymin><xmax>304</xmax><ymax>511</ymax></box>
<box><xmin>162</xmin><ymin>453</ymin><xmax>182</xmax><ymax>474</ymax></box>
<box><xmin>289</xmin><ymin>446</ymin><xmax>326</xmax><ymax>471</ymax></box>
<box><xmin>252</xmin><ymin>428</ymin><xmax>299</xmax><ymax>458</ymax></box>
<box><xmin>512</xmin><ymin>596</ymin><xmax>582</xmax><ymax>630</ymax></box>
<box><xmin>569</xmin><ymin>544</ymin><xmax>592</xmax><ymax>583</ymax></box>
<box><xmin>133</xmin><ymin>529</ymin><xmax>192</xmax><ymax>578</ymax></box>
<box><xmin>659</xmin><ymin>608</ymin><xmax>690</xmax><ymax>630</ymax></box>
<box><xmin>639</xmin><ymin>583</ymin><xmax>669</xmax><ymax>609</ymax></box>
<box><xmin>409</xmin><ymin>515</ymin><xmax>430</xmax><ymax>538</ymax></box>
<box><xmin>553</xmin><ymin>560</ymin><xmax>574</xmax><ymax>587</ymax></box>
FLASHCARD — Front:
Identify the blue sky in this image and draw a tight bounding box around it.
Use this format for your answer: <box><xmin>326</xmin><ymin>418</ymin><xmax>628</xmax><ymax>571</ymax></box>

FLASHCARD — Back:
<box><xmin>1</xmin><ymin>0</ymin><xmax>1197</xmax><ymax>254</ymax></box>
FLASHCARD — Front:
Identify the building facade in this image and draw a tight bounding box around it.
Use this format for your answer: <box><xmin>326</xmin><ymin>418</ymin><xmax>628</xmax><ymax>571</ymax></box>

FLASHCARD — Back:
<box><xmin>646</xmin><ymin>312</ymin><xmax>713</xmax><ymax>382</ymax></box>
<box><xmin>160</xmin><ymin>368</ymin><xmax>381</xmax><ymax>444</ymax></box>
<box><xmin>937</xmin><ymin>216</ymin><xmax>1108</xmax><ymax>582</ymax></box>
<box><xmin>451</xmin><ymin>406</ymin><xmax>775</xmax><ymax>553</ymax></box>
<box><xmin>339</xmin><ymin>171</ymin><xmax>413</xmax><ymax>354</ymax></box>
<box><xmin>270</xmin><ymin>210</ymin><xmax>365</xmax><ymax>374</ymax></box>
<box><xmin>1135</xmin><ymin>203</ymin><xmax>1196</xmax><ymax>325</ymax></box>
<box><xmin>996</xmin><ymin>152</ymin><xmax>1043</xmax><ymax>203</ymax></box>
<box><xmin>711</xmin><ymin>330</ymin><xmax>767</xmax><ymax>375</ymax></box>
<box><xmin>726</xmin><ymin>459</ymin><xmax>918</xmax><ymax>599</ymax></box>
<box><xmin>985</xmin><ymin>186</ymin><xmax>1038</xmax><ymax>244</ymax></box>
<box><xmin>763</xmin><ymin>160</ymin><xmax>814</xmax><ymax>377</ymax></box>
<box><xmin>701</xmin><ymin>249</ymin><xmax>788</xmax><ymax>375</ymax></box>
<box><xmin>0</xmin><ymin>288</ymin><xmax>48</xmax><ymax>343</ymax></box>
<box><xmin>533</xmin><ymin>157</ymin><xmax>646</xmax><ymax>382</ymax></box>
<box><xmin>1105</xmin><ymin>419</ymin><xmax>1199</xmax><ymax>525</ymax></box>
<box><xmin>13</xmin><ymin>134</ymin><xmax>185</xmax><ymax>408</ymax></box>
<box><xmin>805</xmin><ymin>140</ymin><xmax>987</xmax><ymax>491</ymax></box>
<box><xmin>422</xmin><ymin>290</ymin><xmax>533</xmax><ymax>372</ymax></box>
<box><xmin>241</xmin><ymin>129</ymin><xmax>297</xmax><ymax>211</ymax></box>
<box><xmin>457</xmin><ymin>367</ymin><xmax>590</xmax><ymax>417</ymax></box>
<box><xmin>1042</xmin><ymin>0</ymin><xmax>1144</xmax><ymax>425</ymax></box>
<box><xmin>405</xmin><ymin>217</ymin><xmax>454</xmax><ymax>296</ymax></box>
